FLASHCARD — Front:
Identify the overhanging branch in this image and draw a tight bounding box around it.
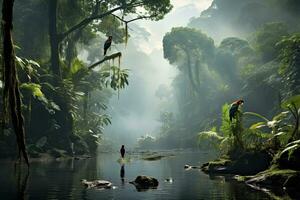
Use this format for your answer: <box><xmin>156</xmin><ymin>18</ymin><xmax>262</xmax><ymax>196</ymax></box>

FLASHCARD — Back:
<box><xmin>60</xmin><ymin>1</ymin><xmax>149</xmax><ymax>42</ymax></box>
<box><xmin>88</xmin><ymin>52</ymin><xmax>122</xmax><ymax>70</ymax></box>
<box><xmin>60</xmin><ymin>6</ymin><xmax>124</xmax><ymax>41</ymax></box>
<box><xmin>111</xmin><ymin>13</ymin><xmax>154</xmax><ymax>24</ymax></box>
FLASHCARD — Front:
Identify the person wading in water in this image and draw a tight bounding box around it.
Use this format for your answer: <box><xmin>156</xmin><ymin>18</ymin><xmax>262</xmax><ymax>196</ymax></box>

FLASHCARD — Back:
<box><xmin>120</xmin><ymin>145</ymin><xmax>125</xmax><ymax>158</ymax></box>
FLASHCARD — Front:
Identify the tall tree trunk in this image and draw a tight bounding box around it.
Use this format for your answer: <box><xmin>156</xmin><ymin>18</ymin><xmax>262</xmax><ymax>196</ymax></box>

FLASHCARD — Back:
<box><xmin>48</xmin><ymin>0</ymin><xmax>73</xmax><ymax>153</ymax></box>
<box><xmin>48</xmin><ymin>0</ymin><xmax>61</xmax><ymax>77</ymax></box>
<box><xmin>186</xmin><ymin>51</ymin><xmax>199</xmax><ymax>94</ymax></box>
<box><xmin>194</xmin><ymin>59</ymin><xmax>202</xmax><ymax>90</ymax></box>
<box><xmin>2</xmin><ymin>0</ymin><xmax>29</xmax><ymax>166</ymax></box>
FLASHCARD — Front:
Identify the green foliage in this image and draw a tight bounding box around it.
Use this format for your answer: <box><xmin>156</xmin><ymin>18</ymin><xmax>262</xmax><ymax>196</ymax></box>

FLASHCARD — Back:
<box><xmin>201</xmin><ymin>104</ymin><xmax>245</xmax><ymax>154</ymax></box>
<box><xmin>277</xmin><ymin>34</ymin><xmax>300</xmax><ymax>96</ymax></box>
<box><xmin>20</xmin><ymin>83</ymin><xmax>44</xmax><ymax>98</ymax></box>
<box><xmin>163</xmin><ymin>27</ymin><xmax>214</xmax><ymax>65</ymax></box>
<box><xmin>0</xmin><ymin>0</ymin><xmax>174</xmax><ymax>156</ymax></box>
<box><xmin>253</xmin><ymin>22</ymin><xmax>289</xmax><ymax>61</ymax></box>
<box><xmin>242</xmin><ymin>129</ymin><xmax>270</xmax><ymax>150</ymax></box>
<box><xmin>280</xmin><ymin>139</ymin><xmax>300</xmax><ymax>160</ymax></box>
<box><xmin>244</xmin><ymin>95</ymin><xmax>300</xmax><ymax>149</ymax></box>
<box><xmin>103</xmin><ymin>66</ymin><xmax>129</xmax><ymax>91</ymax></box>
<box><xmin>16</xmin><ymin>57</ymin><xmax>60</xmax><ymax>114</ymax></box>
<box><xmin>282</xmin><ymin>95</ymin><xmax>300</xmax><ymax>109</ymax></box>
<box><xmin>197</xmin><ymin>131</ymin><xmax>224</xmax><ymax>150</ymax></box>
<box><xmin>219</xmin><ymin>37</ymin><xmax>252</xmax><ymax>57</ymax></box>
<box><xmin>220</xmin><ymin>104</ymin><xmax>232</xmax><ymax>137</ymax></box>
<box><xmin>198</xmin><ymin>103</ymin><xmax>295</xmax><ymax>155</ymax></box>
<box><xmin>157</xmin><ymin>0</ymin><xmax>300</xmax><ymax>153</ymax></box>
<box><xmin>281</xmin><ymin>95</ymin><xmax>300</xmax><ymax>142</ymax></box>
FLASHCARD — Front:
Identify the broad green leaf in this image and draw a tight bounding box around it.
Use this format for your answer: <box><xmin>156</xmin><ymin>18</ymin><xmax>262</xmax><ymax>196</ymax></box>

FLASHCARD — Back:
<box><xmin>20</xmin><ymin>83</ymin><xmax>44</xmax><ymax>98</ymax></box>
<box><xmin>28</xmin><ymin>60</ymin><xmax>40</xmax><ymax>68</ymax></box>
<box><xmin>273</xmin><ymin>132</ymin><xmax>287</xmax><ymax>137</ymax></box>
<box><xmin>244</xmin><ymin>112</ymin><xmax>269</xmax><ymax>122</ymax></box>
<box><xmin>249</xmin><ymin>122</ymin><xmax>267</xmax><ymax>130</ymax></box>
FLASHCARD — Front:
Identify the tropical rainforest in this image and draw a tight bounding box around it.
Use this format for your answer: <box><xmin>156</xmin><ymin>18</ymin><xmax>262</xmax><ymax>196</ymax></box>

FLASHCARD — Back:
<box><xmin>0</xmin><ymin>0</ymin><xmax>172</xmax><ymax>160</ymax></box>
<box><xmin>0</xmin><ymin>0</ymin><xmax>300</xmax><ymax>199</ymax></box>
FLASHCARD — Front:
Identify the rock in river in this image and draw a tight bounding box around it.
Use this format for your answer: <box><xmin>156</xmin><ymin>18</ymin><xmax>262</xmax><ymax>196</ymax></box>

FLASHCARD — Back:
<box><xmin>81</xmin><ymin>179</ymin><xmax>112</xmax><ymax>189</ymax></box>
<box><xmin>184</xmin><ymin>164</ymin><xmax>201</xmax><ymax>170</ymax></box>
<box><xmin>129</xmin><ymin>175</ymin><xmax>159</xmax><ymax>191</ymax></box>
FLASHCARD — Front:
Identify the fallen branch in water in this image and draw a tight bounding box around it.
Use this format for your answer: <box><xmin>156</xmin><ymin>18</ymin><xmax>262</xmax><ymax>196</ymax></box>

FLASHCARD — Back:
<box><xmin>88</xmin><ymin>52</ymin><xmax>122</xmax><ymax>70</ymax></box>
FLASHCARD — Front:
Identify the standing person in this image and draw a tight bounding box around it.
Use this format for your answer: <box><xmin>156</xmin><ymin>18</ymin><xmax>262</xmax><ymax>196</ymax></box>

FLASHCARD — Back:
<box><xmin>120</xmin><ymin>145</ymin><xmax>125</xmax><ymax>158</ymax></box>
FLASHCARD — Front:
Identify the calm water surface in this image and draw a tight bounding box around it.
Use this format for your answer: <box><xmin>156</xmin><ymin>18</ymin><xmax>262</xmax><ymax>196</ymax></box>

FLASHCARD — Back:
<box><xmin>0</xmin><ymin>151</ymin><xmax>272</xmax><ymax>200</ymax></box>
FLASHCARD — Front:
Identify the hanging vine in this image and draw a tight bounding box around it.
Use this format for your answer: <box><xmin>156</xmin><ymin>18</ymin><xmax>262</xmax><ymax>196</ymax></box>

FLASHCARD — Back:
<box><xmin>124</xmin><ymin>22</ymin><xmax>128</xmax><ymax>47</ymax></box>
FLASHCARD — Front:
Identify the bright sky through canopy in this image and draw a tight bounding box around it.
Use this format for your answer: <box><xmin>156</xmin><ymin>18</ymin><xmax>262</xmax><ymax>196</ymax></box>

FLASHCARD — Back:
<box><xmin>134</xmin><ymin>0</ymin><xmax>212</xmax><ymax>54</ymax></box>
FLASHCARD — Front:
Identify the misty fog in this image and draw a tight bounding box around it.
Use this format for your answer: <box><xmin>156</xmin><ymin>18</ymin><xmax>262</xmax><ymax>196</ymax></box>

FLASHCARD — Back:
<box><xmin>102</xmin><ymin>1</ymin><xmax>213</xmax><ymax>147</ymax></box>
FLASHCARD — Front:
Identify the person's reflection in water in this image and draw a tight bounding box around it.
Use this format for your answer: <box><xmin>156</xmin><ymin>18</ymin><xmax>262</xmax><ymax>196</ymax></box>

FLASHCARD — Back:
<box><xmin>120</xmin><ymin>164</ymin><xmax>125</xmax><ymax>186</ymax></box>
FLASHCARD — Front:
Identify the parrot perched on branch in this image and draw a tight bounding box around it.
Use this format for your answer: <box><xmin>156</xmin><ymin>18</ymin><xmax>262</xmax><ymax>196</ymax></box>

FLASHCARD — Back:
<box><xmin>229</xmin><ymin>99</ymin><xmax>244</xmax><ymax>122</ymax></box>
<box><xmin>103</xmin><ymin>36</ymin><xmax>112</xmax><ymax>56</ymax></box>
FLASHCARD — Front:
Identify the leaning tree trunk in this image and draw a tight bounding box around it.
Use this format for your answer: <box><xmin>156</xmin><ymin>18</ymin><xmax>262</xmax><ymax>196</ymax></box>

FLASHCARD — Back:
<box><xmin>2</xmin><ymin>0</ymin><xmax>29</xmax><ymax>166</ymax></box>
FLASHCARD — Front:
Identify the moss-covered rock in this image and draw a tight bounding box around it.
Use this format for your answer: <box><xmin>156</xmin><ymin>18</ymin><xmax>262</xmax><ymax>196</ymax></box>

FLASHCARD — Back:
<box><xmin>201</xmin><ymin>158</ymin><xmax>232</xmax><ymax>173</ymax></box>
<box><xmin>141</xmin><ymin>152</ymin><xmax>174</xmax><ymax>161</ymax></box>
<box><xmin>130</xmin><ymin>175</ymin><xmax>159</xmax><ymax>191</ymax></box>
<box><xmin>202</xmin><ymin>150</ymin><xmax>272</xmax><ymax>175</ymax></box>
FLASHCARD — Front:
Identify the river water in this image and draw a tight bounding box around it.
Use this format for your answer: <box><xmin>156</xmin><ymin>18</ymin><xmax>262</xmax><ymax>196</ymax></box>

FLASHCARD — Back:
<box><xmin>0</xmin><ymin>151</ymin><xmax>272</xmax><ymax>200</ymax></box>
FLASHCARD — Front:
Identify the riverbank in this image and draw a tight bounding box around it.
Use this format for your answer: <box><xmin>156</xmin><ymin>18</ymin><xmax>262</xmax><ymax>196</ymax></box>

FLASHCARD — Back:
<box><xmin>201</xmin><ymin>145</ymin><xmax>300</xmax><ymax>199</ymax></box>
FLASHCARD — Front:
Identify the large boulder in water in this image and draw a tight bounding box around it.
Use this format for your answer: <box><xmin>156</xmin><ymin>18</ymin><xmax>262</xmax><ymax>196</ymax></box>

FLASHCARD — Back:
<box><xmin>130</xmin><ymin>175</ymin><xmax>159</xmax><ymax>191</ymax></box>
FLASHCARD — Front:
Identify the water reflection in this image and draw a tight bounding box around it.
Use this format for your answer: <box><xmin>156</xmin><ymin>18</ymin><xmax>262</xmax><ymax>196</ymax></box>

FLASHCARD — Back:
<box><xmin>16</xmin><ymin>166</ymin><xmax>29</xmax><ymax>200</ymax></box>
<box><xmin>120</xmin><ymin>164</ymin><xmax>125</xmax><ymax>186</ymax></box>
<box><xmin>0</xmin><ymin>152</ymin><xmax>289</xmax><ymax>200</ymax></box>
